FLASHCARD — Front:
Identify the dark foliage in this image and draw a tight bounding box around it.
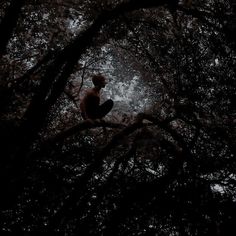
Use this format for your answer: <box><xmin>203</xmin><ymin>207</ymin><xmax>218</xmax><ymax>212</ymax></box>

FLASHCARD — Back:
<box><xmin>0</xmin><ymin>0</ymin><xmax>235</xmax><ymax>235</ymax></box>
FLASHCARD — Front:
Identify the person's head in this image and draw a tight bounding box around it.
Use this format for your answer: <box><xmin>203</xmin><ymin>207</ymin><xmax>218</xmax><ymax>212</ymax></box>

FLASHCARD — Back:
<box><xmin>92</xmin><ymin>75</ymin><xmax>107</xmax><ymax>88</ymax></box>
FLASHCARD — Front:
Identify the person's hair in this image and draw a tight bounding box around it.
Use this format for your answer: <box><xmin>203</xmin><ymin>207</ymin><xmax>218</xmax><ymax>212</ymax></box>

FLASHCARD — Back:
<box><xmin>92</xmin><ymin>74</ymin><xmax>106</xmax><ymax>86</ymax></box>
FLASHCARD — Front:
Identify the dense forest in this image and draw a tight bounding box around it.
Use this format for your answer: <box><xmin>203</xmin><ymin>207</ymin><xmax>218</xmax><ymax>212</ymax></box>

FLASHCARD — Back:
<box><xmin>0</xmin><ymin>0</ymin><xmax>235</xmax><ymax>235</ymax></box>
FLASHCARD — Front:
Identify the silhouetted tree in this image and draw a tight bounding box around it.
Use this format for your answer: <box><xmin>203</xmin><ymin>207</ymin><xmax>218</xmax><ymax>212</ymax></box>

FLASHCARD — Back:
<box><xmin>0</xmin><ymin>0</ymin><xmax>235</xmax><ymax>235</ymax></box>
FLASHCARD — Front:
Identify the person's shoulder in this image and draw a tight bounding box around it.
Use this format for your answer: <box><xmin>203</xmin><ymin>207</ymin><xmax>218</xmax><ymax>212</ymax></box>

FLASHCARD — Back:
<box><xmin>82</xmin><ymin>88</ymin><xmax>92</xmax><ymax>96</ymax></box>
<box><xmin>87</xmin><ymin>88</ymin><xmax>99</xmax><ymax>96</ymax></box>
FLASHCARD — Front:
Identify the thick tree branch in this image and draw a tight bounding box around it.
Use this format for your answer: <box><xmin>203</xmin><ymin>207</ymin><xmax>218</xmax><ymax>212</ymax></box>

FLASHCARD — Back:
<box><xmin>44</xmin><ymin>119</ymin><xmax>126</xmax><ymax>146</ymax></box>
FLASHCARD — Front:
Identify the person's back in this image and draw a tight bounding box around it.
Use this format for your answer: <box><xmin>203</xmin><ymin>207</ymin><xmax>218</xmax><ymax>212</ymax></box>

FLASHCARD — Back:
<box><xmin>80</xmin><ymin>88</ymin><xmax>100</xmax><ymax>119</ymax></box>
<box><xmin>80</xmin><ymin>75</ymin><xmax>113</xmax><ymax>120</ymax></box>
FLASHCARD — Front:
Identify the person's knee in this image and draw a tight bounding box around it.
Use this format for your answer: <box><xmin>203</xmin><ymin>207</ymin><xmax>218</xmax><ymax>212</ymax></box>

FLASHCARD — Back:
<box><xmin>107</xmin><ymin>99</ymin><xmax>114</xmax><ymax>107</ymax></box>
<box><xmin>98</xmin><ymin>99</ymin><xmax>114</xmax><ymax>118</ymax></box>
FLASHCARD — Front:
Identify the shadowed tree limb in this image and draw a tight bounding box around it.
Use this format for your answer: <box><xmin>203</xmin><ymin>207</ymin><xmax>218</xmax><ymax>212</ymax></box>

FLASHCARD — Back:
<box><xmin>40</xmin><ymin>119</ymin><xmax>127</xmax><ymax>150</ymax></box>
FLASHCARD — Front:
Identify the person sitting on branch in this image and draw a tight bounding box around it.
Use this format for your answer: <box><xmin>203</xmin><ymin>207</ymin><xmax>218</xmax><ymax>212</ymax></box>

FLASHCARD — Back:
<box><xmin>80</xmin><ymin>75</ymin><xmax>113</xmax><ymax>120</ymax></box>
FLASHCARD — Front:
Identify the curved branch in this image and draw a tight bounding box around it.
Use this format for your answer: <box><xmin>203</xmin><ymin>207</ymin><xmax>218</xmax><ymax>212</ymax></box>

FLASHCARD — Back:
<box><xmin>44</xmin><ymin>119</ymin><xmax>126</xmax><ymax>145</ymax></box>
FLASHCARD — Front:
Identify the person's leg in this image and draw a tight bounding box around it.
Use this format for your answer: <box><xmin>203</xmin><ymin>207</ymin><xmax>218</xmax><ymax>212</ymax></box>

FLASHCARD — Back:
<box><xmin>97</xmin><ymin>99</ymin><xmax>113</xmax><ymax>118</ymax></box>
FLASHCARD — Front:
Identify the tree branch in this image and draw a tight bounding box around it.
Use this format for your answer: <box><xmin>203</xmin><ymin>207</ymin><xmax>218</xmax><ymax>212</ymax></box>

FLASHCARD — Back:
<box><xmin>44</xmin><ymin>119</ymin><xmax>126</xmax><ymax>146</ymax></box>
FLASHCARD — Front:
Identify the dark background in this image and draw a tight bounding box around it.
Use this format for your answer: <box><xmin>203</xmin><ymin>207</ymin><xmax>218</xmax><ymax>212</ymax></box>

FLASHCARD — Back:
<box><xmin>0</xmin><ymin>0</ymin><xmax>235</xmax><ymax>235</ymax></box>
